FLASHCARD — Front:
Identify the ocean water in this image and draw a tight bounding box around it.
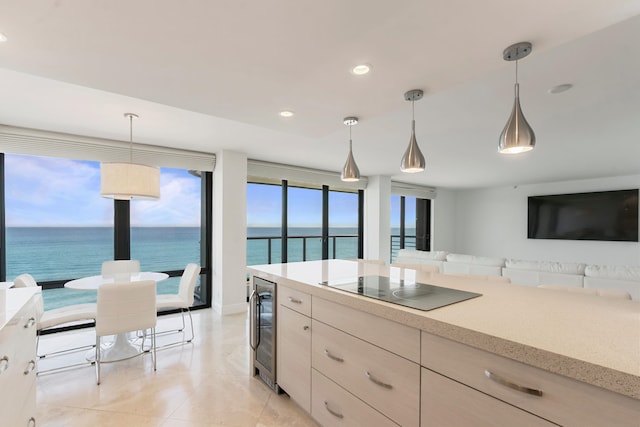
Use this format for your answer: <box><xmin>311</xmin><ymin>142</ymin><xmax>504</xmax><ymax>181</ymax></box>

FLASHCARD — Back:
<box><xmin>7</xmin><ymin>226</ymin><xmax>410</xmax><ymax>310</ymax></box>
<box><xmin>6</xmin><ymin>227</ymin><xmax>201</xmax><ymax>310</ymax></box>
<box><xmin>247</xmin><ymin>227</ymin><xmax>360</xmax><ymax>265</ymax></box>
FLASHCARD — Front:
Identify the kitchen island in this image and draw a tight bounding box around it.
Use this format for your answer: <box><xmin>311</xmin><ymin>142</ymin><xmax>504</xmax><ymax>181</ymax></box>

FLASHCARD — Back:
<box><xmin>248</xmin><ymin>259</ymin><xmax>639</xmax><ymax>426</ymax></box>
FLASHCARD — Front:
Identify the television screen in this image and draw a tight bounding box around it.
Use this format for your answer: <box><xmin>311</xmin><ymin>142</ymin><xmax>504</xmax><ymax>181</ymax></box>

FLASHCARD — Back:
<box><xmin>528</xmin><ymin>189</ymin><xmax>639</xmax><ymax>242</ymax></box>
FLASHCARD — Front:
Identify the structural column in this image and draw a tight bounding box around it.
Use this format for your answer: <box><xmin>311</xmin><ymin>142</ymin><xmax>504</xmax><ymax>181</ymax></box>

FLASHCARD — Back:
<box><xmin>212</xmin><ymin>150</ymin><xmax>247</xmax><ymax>314</ymax></box>
<box><xmin>365</xmin><ymin>175</ymin><xmax>391</xmax><ymax>262</ymax></box>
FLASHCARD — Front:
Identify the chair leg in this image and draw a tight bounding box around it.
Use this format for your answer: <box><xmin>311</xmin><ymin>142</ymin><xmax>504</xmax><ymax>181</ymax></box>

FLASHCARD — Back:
<box><xmin>179</xmin><ymin>310</ymin><xmax>186</xmax><ymax>332</ymax></box>
<box><xmin>186</xmin><ymin>308</ymin><xmax>195</xmax><ymax>343</ymax></box>
<box><xmin>95</xmin><ymin>336</ymin><xmax>101</xmax><ymax>385</ymax></box>
<box><xmin>152</xmin><ymin>327</ymin><xmax>157</xmax><ymax>372</ymax></box>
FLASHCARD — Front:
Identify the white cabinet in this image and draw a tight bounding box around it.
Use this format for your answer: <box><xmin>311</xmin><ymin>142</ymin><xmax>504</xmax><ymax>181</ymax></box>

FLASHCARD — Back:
<box><xmin>276</xmin><ymin>286</ymin><xmax>311</xmax><ymax>412</ymax></box>
<box><xmin>0</xmin><ymin>289</ymin><xmax>38</xmax><ymax>427</ymax></box>
<box><xmin>421</xmin><ymin>332</ymin><xmax>640</xmax><ymax>427</ymax></box>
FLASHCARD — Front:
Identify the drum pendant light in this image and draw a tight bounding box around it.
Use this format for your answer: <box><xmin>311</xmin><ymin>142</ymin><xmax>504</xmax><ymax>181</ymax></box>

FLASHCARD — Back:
<box><xmin>400</xmin><ymin>89</ymin><xmax>425</xmax><ymax>173</ymax></box>
<box><xmin>341</xmin><ymin>117</ymin><xmax>360</xmax><ymax>182</ymax></box>
<box><xmin>498</xmin><ymin>42</ymin><xmax>536</xmax><ymax>154</ymax></box>
<box><xmin>100</xmin><ymin>113</ymin><xmax>160</xmax><ymax>200</ymax></box>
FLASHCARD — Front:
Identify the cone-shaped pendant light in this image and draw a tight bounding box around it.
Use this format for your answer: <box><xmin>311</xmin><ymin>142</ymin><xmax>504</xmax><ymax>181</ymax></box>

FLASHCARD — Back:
<box><xmin>499</xmin><ymin>42</ymin><xmax>536</xmax><ymax>154</ymax></box>
<box><xmin>341</xmin><ymin>117</ymin><xmax>360</xmax><ymax>182</ymax></box>
<box><xmin>401</xmin><ymin>89</ymin><xmax>425</xmax><ymax>173</ymax></box>
<box><xmin>101</xmin><ymin>113</ymin><xmax>160</xmax><ymax>200</ymax></box>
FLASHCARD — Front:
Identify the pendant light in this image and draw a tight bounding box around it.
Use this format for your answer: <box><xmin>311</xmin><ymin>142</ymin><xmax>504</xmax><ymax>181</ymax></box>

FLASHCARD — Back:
<box><xmin>400</xmin><ymin>89</ymin><xmax>425</xmax><ymax>173</ymax></box>
<box><xmin>498</xmin><ymin>42</ymin><xmax>536</xmax><ymax>154</ymax></box>
<box><xmin>341</xmin><ymin>117</ymin><xmax>360</xmax><ymax>182</ymax></box>
<box><xmin>100</xmin><ymin>113</ymin><xmax>160</xmax><ymax>200</ymax></box>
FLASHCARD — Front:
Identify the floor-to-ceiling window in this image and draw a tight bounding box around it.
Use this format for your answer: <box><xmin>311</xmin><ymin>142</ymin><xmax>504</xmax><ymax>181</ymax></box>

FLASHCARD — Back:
<box><xmin>328</xmin><ymin>189</ymin><xmax>360</xmax><ymax>260</ymax></box>
<box><xmin>287</xmin><ymin>185</ymin><xmax>323</xmax><ymax>262</ymax></box>
<box><xmin>391</xmin><ymin>195</ymin><xmax>430</xmax><ymax>261</ymax></box>
<box><xmin>246</xmin><ymin>182</ymin><xmax>282</xmax><ymax>265</ymax></box>
<box><xmin>246</xmin><ymin>180</ymin><xmax>362</xmax><ymax>265</ymax></box>
<box><xmin>1</xmin><ymin>153</ymin><xmax>212</xmax><ymax>313</ymax></box>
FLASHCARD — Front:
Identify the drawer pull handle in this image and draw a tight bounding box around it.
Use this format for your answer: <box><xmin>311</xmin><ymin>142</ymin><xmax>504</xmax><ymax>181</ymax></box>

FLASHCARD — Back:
<box><xmin>324</xmin><ymin>401</ymin><xmax>344</xmax><ymax>419</ymax></box>
<box><xmin>24</xmin><ymin>360</ymin><xmax>36</xmax><ymax>375</ymax></box>
<box><xmin>484</xmin><ymin>370</ymin><xmax>543</xmax><ymax>397</ymax></box>
<box><xmin>324</xmin><ymin>349</ymin><xmax>344</xmax><ymax>363</ymax></box>
<box><xmin>0</xmin><ymin>356</ymin><xmax>9</xmax><ymax>373</ymax></box>
<box><xmin>303</xmin><ymin>325</ymin><xmax>310</xmax><ymax>331</ymax></box>
<box><xmin>28</xmin><ymin>417</ymin><xmax>36</xmax><ymax>427</ymax></box>
<box><xmin>288</xmin><ymin>297</ymin><xmax>302</xmax><ymax>304</ymax></box>
<box><xmin>365</xmin><ymin>371</ymin><xmax>393</xmax><ymax>389</ymax></box>
<box><xmin>24</xmin><ymin>317</ymin><xmax>36</xmax><ymax>328</ymax></box>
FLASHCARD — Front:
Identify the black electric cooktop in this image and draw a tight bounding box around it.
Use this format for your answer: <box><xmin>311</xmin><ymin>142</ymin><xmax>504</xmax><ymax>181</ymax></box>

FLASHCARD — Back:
<box><xmin>320</xmin><ymin>275</ymin><xmax>481</xmax><ymax>311</ymax></box>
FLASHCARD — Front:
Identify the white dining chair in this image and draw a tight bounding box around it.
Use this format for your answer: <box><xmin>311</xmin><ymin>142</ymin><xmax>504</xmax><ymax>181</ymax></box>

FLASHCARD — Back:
<box><xmin>101</xmin><ymin>259</ymin><xmax>140</xmax><ymax>278</ymax></box>
<box><xmin>95</xmin><ymin>280</ymin><xmax>157</xmax><ymax>385</ymax></box>
<box><xmin>12</xmin><ymin>273</ymin><xmax>97</xmax><ymax>373</ymax></box>
<box><xmin>156</xmin><ymin>263</ymin><xmax>200</xmax><ymax>344</ymax></box>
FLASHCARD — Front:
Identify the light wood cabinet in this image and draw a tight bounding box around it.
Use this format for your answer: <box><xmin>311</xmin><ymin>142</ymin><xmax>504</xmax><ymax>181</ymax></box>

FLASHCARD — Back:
<box><xmin>0</xmin><ymin>290</ymin><xmax>38</xmax><ymax>427</ymax></box>
<box><xmin>276</xmin><ymin>287</ymin><xmax>311</xmax><ymax>412</ymax></box>
<box><xmin>421</xmin><ymin>368</ymin><xmax>556</xmax><ymax>426</ymax></box>
<box><xmin>311</xmin><ymin>368</ymin><xmax>399</xmax><ymax>427</ymax></box>
<box><xmin>421</xmin><ymin>332</ymin><xmax>640</xmax><ymax>426</ymax></box>
<box><xmin>312</xmin><ymin>319</ymin><xmax>420</xmax><ymax>426</ymax></box>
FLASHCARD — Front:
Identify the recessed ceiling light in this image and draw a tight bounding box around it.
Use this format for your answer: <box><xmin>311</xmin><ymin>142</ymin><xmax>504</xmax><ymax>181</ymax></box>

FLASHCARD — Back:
<box><xmin>351</xmin><ymin>64</ymin><xmax>371</xmax><ymax>75</ymax></box>
<box><xmin>0</xmin><ymin>33</ymin><xmax>7</xmax><ymax>42</ymax></box>
<box><xmin>279</xmin><ymin>110</ymin><xmax>294</xmax><ymax>118</ymax></box>
<box><xmin>548</xmin><ymin>83</ymin><xmax>573</xmax><ymax>94</ymax></box>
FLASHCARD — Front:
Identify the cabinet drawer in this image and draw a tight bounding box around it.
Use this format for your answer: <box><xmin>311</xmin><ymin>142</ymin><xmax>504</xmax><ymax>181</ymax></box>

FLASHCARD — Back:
<box><xmin>421</xmin><ymin>368</ymin><xmax>556</xmax><ymax>426</ymax></box>
<box><xmin>277</xmin><ymin>305</ymin><xmax>311</xmax><ymax>412</ymax></box>
<box><xmin>311</xmin><ymin>369</ymin><xmax>399</xmax><ymax>427</ymax></box>
<box><xmin>421</xmin><ymin>332</ymin><xmax>640</xmax><ymax>427</ymax></box>
<box><xmin>312</xmin><ymin>320</ymin><xmax>420</xmax><ymax>427</ymax></box>
<box><xmin>279</xmin><ymin>285</ymin><xmax>311</xmax><ymax>316</ymax></box>
<box><xmin>313</xmin><ymin>297</ymin><xmax>420</xmax><ymax>363</ymax></box>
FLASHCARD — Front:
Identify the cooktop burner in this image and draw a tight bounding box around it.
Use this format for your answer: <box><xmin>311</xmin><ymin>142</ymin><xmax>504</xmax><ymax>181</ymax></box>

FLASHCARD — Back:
<box><xmin>320</xmin><ymin>275</ymin><xmax>481</xmax><ymax>311</ymax></box>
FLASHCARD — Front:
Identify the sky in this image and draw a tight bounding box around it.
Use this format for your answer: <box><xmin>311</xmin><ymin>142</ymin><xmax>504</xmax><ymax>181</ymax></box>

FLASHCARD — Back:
<box><xmin>246</xmin><ymin>183</ymin><xmax>413</xmax><ymax>228</ymax></box>
<box><xmin>5</xmin><ymin>154</ymin><xmax>201</xmax><ymax>226</ymax></box>
<box><xmin>5</xmin><ymin>153</ymin><xmax>415</xmax><ymax>228</ymax></box>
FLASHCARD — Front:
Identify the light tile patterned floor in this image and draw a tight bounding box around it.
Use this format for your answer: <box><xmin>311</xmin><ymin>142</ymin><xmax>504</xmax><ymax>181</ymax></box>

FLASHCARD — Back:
<box><xmin>36</xmin><ymin>308</ymin><xmax>319</xmax><ymax>427</ymax></box>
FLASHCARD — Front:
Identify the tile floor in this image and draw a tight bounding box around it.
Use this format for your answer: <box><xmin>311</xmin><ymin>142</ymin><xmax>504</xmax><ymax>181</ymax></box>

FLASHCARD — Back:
<box><xmin>36</xmin><ymin>308</ymin><xmax>320</xmax><ymax>427</ymax></box>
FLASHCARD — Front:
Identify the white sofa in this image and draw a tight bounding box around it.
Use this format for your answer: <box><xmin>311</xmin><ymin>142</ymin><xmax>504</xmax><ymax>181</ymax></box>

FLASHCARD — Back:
<box><xmin>501</xmin><ymin>259</ymin><xmax>586</xmax><ymax>288</ymax></box>
<box><xmin>393</xmin><ymin>250</ymin><xmax>640</xmax><ymax>300</ymax></box>
<box><xmin>442</xmin><ymin>253</ymin><xmax>505</xmax><ymax>276</ymax></box>
<box><xmin>583</xmin><ymin>264</ymin><xmax>640</xmax><ymax>301</ymax></box>
<box><xmin>394</xmin><ymin>249</ymin><xmax>447</xmax><ymax>272</ymax></box>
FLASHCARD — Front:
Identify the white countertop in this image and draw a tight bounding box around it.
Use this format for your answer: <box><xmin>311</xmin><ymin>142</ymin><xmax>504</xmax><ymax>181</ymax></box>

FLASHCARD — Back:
<box><xmin>248</xmin><ymin>259</ymin><xmax>640</xmax><ymax>400</ymax></box>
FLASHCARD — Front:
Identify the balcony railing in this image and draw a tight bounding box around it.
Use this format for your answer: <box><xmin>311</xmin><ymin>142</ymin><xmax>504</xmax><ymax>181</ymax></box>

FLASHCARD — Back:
<box><xmin>247</xmin><ymin>234</ymin><xmax>359</xmax><ymax>265</ymax></box>
<box><xmin>247</xmin><ymin>233</ymin><xmax>417</xmax><ymax>265</ymax></box>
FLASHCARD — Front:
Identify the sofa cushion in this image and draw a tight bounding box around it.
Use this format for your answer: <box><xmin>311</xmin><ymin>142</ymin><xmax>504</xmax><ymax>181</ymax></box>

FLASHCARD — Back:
<box><xmin>445</xmin><ymin>253</ymin><xmax>505</xmax><ymax>267</ymax></box>
<box><xmin>584</xmin><ymin>264</ymin><xmax>640</xmax><ymax>281</ymax></box>
<box><xmin>505</xmin><ymin>259</ymin><xmax>586</xmax><ymax>275</ymax></box>
<box><xmin>396</xmin><ymin>249</ymin><xmax>448</xmax><ymax>262</ymax></box>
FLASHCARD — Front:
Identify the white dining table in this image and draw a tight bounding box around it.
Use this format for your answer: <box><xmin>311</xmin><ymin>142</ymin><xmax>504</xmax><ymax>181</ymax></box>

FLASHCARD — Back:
<box><xmin>64</xmin><ymin>271</ymin><xmax>169</xmax><ymax>361</ymax></box>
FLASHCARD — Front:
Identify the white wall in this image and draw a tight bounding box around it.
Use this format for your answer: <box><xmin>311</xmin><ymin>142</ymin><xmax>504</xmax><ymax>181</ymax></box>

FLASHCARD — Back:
<box><xmin>431</xmin><ymin>188</ymin><xmax>457</xmax><ymax>252</ymax></box>
<box><xmin>445</xmin><ymin>174</ymin><xmax>640</xmax><ymax>266</ymax></box>
<box><xmin>213</xmin><ymin>150</ymin><xmax>248</xmax><ymax>314</ymax></box>
<box><xmin>365</xmin><ymin>175</ymin><xmax>391</xmax><ymax>262</ymax></box>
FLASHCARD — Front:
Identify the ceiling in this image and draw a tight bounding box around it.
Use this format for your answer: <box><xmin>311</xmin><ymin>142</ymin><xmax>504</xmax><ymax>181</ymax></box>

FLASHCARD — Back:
<box><xmin>0</xmin><ymin>0</ymin><xmax>639</xmax><ymax>189</ymax></box>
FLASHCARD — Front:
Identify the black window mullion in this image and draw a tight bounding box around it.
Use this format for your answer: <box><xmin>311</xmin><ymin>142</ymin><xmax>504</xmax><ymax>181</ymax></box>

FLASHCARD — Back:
<box><xmin>358</xmin><ymin>189</ymin><xmax>364</xmax><ymax>259</ymax></box>
<box><xmin>281</xmin><ymin>180</ymin><xmax>288</xmax><ymax>263</ymax></box>
<box><xmin>322</xmin><ymin>185</ymin><xmax>329</xmax><ymax>259</ymax></box>
<box><xmin>400</xmin><ymin>196</ymin><xmax>406</xmax><ymax>249</ymax></box>
<box><xmin>113</xmin><ymin>199</ymin><xmax>131</xmax><ymax>260</ymax></box>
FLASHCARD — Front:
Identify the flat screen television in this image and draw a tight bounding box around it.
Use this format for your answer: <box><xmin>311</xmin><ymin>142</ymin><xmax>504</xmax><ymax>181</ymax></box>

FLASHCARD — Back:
<box><xmin>528</xmin><ymin>189</ymin><xmax>639</xmax><ymax>242</ymax></box>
